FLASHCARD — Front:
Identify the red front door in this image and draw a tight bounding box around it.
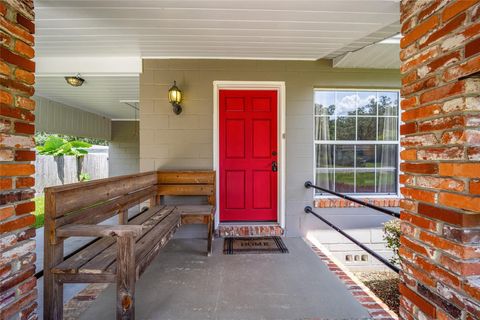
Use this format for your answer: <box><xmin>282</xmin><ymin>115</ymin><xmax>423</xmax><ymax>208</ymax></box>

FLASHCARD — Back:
<box><xmin>219</xmin><ymin>89</ymin><xmax>278</xmax><ymax>222</ymax></box>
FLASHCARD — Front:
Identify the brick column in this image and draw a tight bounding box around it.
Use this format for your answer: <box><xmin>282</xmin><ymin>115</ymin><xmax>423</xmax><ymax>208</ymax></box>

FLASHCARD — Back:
<box><xmin>399</xmin><ymin>1</ymin><xmax>480</xmax><ymax>319</ymax></box>
<box><xmin>0</xmin><ymin>0</ymin><xmax>37</xmax><ymax>319</ymax></box>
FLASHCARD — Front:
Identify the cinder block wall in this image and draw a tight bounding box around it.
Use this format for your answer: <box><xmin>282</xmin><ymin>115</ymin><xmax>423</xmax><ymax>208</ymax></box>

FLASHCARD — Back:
<box><xmin>0</xmin><ymin>0</ymin><xmax>38</xmax><ymax>318</ymax></box>
<box><xmin>399</xmin><ymin>1</ymin><xmax>480</xmax><ymax>319</ymax></box>
<box><xmin>109</xmin><ymin>120</ymin><xmax>139</xmax><ymax>176</ymax></box>
<box><xmin>140</xmin><ymin>59</ymin><xmax>400</xmax><ymax>236</ymax></box>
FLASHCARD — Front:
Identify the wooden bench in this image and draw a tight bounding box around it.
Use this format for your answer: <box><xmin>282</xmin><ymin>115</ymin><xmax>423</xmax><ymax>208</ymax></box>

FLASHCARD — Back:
<box><xmin>44</xmin><ymin>171</ymin><xmax>216</xmax><ymax>320</ymax></box>
<box><xmin>157</xmin><ymin>171</ymin><xmax>215</xmax><ymax>255</ymax></box>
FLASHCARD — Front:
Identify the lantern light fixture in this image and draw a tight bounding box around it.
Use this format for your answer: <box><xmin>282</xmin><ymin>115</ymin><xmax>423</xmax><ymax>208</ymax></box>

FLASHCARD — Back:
<box><xmin>65</xmin><ymin>74</ymin><xmax>85</xmax><ymax>87</ymax></box>
<box><xmin>168</xmin><ymin>80</ymin><xmax>183</xmax><ymax>115</ymax></box>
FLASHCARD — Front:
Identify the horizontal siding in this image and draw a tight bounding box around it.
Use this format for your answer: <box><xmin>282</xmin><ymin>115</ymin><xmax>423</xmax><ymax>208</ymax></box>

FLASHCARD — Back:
<box><xmin>34</xmin><ymin>95</ymin><xmax>111</xmax><ymax>140</ymax></box>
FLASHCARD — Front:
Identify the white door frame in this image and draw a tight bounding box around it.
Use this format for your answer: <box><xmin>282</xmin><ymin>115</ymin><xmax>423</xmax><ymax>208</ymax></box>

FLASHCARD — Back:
<box><xmin>213</xmin><ymin>81</ymin><xmax>286</xmax><ymax>229</ymax></box>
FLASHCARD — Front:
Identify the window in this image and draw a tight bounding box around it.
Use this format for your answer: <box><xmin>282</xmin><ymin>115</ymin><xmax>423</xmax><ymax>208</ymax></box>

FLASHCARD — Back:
<box><xmin>314</xmin><ymin>89</ymin><xmax>399</xmax><ymax>195</ymax></box>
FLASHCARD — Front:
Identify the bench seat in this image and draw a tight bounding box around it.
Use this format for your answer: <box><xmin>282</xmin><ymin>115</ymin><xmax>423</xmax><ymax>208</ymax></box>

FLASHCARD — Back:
<box><xmin>177</xmin><ymin>205</ymin><xmax>215</xmax><ymax>255</ymax></box>
<box><xmin>52</xmin><ymin>205</ymin><xmax>180</xmax><ymax>279</ymax></box>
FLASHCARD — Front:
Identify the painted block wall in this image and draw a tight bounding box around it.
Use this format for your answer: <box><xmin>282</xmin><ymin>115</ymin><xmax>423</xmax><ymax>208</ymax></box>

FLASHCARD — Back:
<box><xmin>140</xmin><ymin>59</ymin><xmax>400</xmax><ymax>236</ymax></box>
<box><xmin>108</xmin><ymin>120</ymin><xmax>139</xmax><ymax>177</ymax></box>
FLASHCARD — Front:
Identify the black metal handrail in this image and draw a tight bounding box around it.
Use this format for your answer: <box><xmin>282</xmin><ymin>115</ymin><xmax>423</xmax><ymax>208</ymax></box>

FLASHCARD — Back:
<box><xmin>304</xmin><ymin>181</ymin><xmax>400</xmax><ymax>274</ymax></box>
<box><xmin>304</xmin><ymin>181</ymin><xmax>400</xmax><ymax>218</ymax></box>
<box><xmin>304</xmin><ymin>206</ymin><xmax>399</xmax><ymax>273</ymax></box>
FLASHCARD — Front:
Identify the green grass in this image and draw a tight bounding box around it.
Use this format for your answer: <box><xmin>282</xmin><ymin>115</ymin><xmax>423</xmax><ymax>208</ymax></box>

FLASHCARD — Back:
<box><xmin>33</xmin><ymin>196</ymin><xmax>45</xmax><ymax>229</ymax></box>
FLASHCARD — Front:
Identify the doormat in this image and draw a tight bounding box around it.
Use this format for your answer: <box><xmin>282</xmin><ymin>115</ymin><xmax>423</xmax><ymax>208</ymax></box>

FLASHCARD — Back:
<box><xmin>223</xmin><ymin>236</ymin><xmax>289</xmax><ymax>254</ymax></box>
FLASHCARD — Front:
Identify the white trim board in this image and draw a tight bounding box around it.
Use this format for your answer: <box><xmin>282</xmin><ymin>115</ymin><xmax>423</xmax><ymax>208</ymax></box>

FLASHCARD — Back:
<box><xmin>213</xmin><ymin>81</ymin><xmax>286</xmax><ymax>229</ymax></box>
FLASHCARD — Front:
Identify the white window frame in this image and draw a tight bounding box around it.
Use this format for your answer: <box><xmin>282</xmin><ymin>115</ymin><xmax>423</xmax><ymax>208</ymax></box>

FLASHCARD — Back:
<box><xmin>313</xmin><ymin>88</ymin><xmax>401</xmax><ymax>199</ymax></box>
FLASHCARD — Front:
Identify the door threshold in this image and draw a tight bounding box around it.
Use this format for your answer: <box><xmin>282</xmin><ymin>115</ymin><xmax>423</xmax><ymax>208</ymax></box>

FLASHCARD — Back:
<box><xmin>217</xmin><ymin>223</ymin><xmax>284</xmax><ymax>238</ymax></box>
<box><xmin>219</xmin><ymin>221</ymin><xmax>279</xmax><ymax>226</ymax></box>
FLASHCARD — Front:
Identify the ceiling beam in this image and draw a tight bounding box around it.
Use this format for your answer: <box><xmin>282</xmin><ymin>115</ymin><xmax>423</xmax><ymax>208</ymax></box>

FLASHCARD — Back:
<box><xmin>332</xmin><ymin>52</ymin><xmax>351</xmax><ymax>68</ymax></box>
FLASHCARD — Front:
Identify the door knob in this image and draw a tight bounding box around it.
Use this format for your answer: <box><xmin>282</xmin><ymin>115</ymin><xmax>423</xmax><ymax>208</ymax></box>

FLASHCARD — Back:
<box><xmin>272</xmin><ymin>161</ymin><xmax>278</xmax><ymax>172</ymax></box>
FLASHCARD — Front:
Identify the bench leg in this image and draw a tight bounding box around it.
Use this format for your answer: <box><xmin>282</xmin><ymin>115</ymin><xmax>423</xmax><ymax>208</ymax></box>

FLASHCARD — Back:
<box><xmin>207</xmin><ymin>215</ymin><xmax>214</xmax><ymax>256</ymax></box>
<box><xmin>117</xmin><ymin>236</ymin><xmax>136</xmax><ymax>320</ymax></box>
<box><xmin>44</xmin><ymin>273</ymin><xmax>63</xmax><ymax>320</ymax></box>
<box><xmin>44</xmin><ymin>225</ymin><xmax>64</xmax><ymax>320</ymax></box>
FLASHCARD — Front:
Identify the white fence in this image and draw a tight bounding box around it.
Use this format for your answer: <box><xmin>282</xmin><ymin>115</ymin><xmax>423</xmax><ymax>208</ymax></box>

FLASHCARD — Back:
<box><xmin>35</xmin><ymin>147</ymin><xmax>109</xmax><ymax>194</ymax></box>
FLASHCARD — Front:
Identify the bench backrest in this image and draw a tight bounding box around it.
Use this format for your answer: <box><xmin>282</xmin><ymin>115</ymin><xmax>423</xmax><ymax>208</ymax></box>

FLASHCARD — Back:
<box><xmin>157</xmin><ymin>171</ymin><xmax>216</xmax><ymax>206</ymax></box>
<box><xmin>44</xmin><ymin>170</ymin><xmax>216</xmax><ymax>244</ymax></box>
<box><xmin>44</xmin><ymin>172</ymin><xmax>158</xmax><ymax>242</ymax></box>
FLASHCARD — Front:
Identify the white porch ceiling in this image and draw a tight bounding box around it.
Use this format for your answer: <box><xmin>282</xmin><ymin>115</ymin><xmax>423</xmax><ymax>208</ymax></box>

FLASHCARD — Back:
<box><xmin>35</xmin><ymin>76</ymin><xmax>139</xmax><ymax>120</ymax></box>
<box><xmin>34</xmin><ymin>0</ymin><xmax>400</xmax><ymax>120</ymax></box>
<box><xmin>35</xmin><ymin>0</ymin><xmax>400</xmax><ymax>60</ymax></box>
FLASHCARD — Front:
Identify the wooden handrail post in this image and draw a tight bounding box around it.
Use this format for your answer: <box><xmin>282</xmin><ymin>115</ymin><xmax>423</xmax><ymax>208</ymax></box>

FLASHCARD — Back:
<box><xmin>44</xmin><ymin>189</ymin><xmax>64</xmax><ymax>320</ymax></box>
<box><xmin>116</xmin><ymin>235</ymin><xmax>136</xmax><ymax>320</ymax></box>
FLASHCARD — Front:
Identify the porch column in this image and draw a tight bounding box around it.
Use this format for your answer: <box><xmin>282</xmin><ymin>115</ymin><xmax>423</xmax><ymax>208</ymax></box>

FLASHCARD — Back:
<box><xmin>0</xmin><ymin>0</ymin><xmax>37</xmax><ymax>319</ymax></box>
<box><xmin>399</xmin><ymin>1</ymin><xmax>480</xmax><ymax>319</ymax></box>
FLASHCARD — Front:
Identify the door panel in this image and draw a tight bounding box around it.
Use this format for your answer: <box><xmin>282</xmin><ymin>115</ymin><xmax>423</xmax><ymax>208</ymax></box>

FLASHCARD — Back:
<box><xmin>225</xmin><ymin>170</ymin><xmax>245</xmax><ymax>209</ymax></box>
<box><xmin>252</xmin><ymin>119</ymin><xmax>271</xmax><ymax>159</ymax></box>
<box><xmin>219</xmin><ymin>89</ymin><xmax>278</xmax><ymax>222</ymax></box>
<box><xmin>252</xmin><ymin>170</ymin><xmax>272</xmax><ymax>209</ymax></box>
<box><xmin>225</xmin><ymin>119</ymin><xmax>245</xmax><ymax>158</ymax></box>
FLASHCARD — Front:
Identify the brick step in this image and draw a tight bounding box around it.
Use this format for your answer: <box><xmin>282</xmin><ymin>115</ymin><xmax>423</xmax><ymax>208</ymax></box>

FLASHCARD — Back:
<box><xmin>217</xmin><ymin>224</ymin><xmax>284</xmax><ymax>238</ymax></box>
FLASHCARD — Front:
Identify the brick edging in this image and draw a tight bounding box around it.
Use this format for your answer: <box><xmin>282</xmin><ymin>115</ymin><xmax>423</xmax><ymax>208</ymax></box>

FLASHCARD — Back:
<box><xmin>217</xmin><ymin>224</ymin><xmax>284</xmax><ymax>237</ymax></box>
<box><xmin>305</xmin><ymin>238</ymin><xmax>399</xmax><ymax>320</ymax></box>
<box><xmin>63</xmin><ymin>283</ymin><xmax>109</xmax><ymax>320</ymax></box>
<box><xmin>314</xmin><ymin>198</ymin><xmax>400</xmax><ymax>209</ymax></box>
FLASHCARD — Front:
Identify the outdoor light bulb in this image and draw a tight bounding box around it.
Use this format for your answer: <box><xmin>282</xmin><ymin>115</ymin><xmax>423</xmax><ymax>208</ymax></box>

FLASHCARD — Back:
<box><xmin>168</xmin><ymin>81</ymin><xmax>182</xmax><ymax>104</ymax></box>
<box><xmin>65</xmin><ymin>74</ymin><xmax>85</xmax><ymax>87</ymax></box>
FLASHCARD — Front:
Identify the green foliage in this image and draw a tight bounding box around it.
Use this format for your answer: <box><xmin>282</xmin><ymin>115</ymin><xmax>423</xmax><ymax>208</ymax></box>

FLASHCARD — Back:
<box><xmin>33</xmin><ymin>196</ymin><xmax>45</xmax><ymax>229</ymax></box>
<box><xmin>35</xmin><ymin>131</ymin><xmax>108</xmax><ymax>146</ymax></box>
<box><xmin>383</xmin><ymin>219</ymin><xmax>401</xmax><ymax>265</ymax></box>
<box><xmin>36</xmin><ymin>136</ymin><xmax>92</xmax><ymax>157</ymax></box>
<box><xmin>79</xmin><ymin>172</ymin><xmax>91</xmax><ymax>182</ymax></box>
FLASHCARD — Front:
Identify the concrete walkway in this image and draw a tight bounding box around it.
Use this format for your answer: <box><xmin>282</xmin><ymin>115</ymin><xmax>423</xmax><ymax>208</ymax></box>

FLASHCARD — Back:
<box><xmin>80</xmin><ymin>238</ymin><xmax>371</xmax><ymax>320</ymax></box>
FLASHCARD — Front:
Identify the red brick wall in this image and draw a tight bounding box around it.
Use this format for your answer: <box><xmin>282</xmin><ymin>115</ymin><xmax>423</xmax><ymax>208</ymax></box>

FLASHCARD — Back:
<box><xmin>314</xmin><ymin>198</ymin><xmax>400</xmax><ymax>208</ymax></box>
<box><xmin>0</xmin><ymin>0</ymin><xmax>37</xmax><ymax>319</ymax></box>
<box><xmin>400</xmin><ymin>0</ymin><xmax>480</xmax><ymax>319</ymax></box>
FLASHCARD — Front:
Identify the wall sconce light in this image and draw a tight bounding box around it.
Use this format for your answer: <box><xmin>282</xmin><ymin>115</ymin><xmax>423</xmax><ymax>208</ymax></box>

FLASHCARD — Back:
<box><xmin>168</xmin><ymin>80</ymin><xmax>183</xmax><ymax>115</ymax></box>
<box><xmin>65</xmin><ymin>74</ymin><xmax>85</xmax><ymax>87</ymax></box>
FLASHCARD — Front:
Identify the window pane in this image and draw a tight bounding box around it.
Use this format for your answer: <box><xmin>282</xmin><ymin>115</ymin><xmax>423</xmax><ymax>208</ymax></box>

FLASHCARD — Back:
<box><xmin>378</xmin><ymin>92</ymin><xmax>399</xmax><ymax>116</ymax></box>
<box><xmin>336</xmin><ymin>91</ymin><xmax>357</xmax><ymax>116</ymax></box>
<box><xmin>356</xmin><ymin>145</ymin><xmax>375</xmax><ymax>168</ymax></box>
<box><xmin>315</xmin><ymin>144</ymin><xmax>334</xmax><ymax>168</ymax></box>
<box><xmin>356</xmin><ymin>171</ymin><xmax>376</xmax><ymax>193</ymax></box>
<box><xmin>357</xmin><ymin>117</ymin><xmax>377</xmax><ymax>140</ymax></box>
<box><xmin>357</xmin><ymin>91</ymin><xmax>377</xmax><ymax>115</ymax></box>
<box><xmin>377</xmin><ymin>170</ymin><xmax>396</xmax><ymax>193</ymax></box>
<box><xmin>336</xmin><ymin>117</ymin><xmax>356</xmax><ymax>140</ymax></box>
<box><xmin>377</xmin><ymin>145</ymin><xmax>397</xmax><ymax>168</ymax></box>
<box><xmin>378</xmin><ymin>117</ymin><xmax>398</xmax><ymax>140</ymax></box>
<box><xmin>315</xmin><ymin>91</ymin><xmax>335</xmax><ymax>115</ymax></box>
<box><xmin>316</xmin><ymin>169</ymin><xmax>334</xmax><ymax>193</ymax></box>
<box><xmin>335</xmin><ymin>170</ymin><xmax>354</xmax><ymax>193</ymax></box>
<box><xmin>315</xmin><ymin>116</ymin><xmax>335</xmax><ymax>140</ymax></box>
<box><xmin>313</xmin><ymin>89</ymin><xmax>399</xmax><ymax>195</ymax></box>
<box><xmin>335</xmin><ymin>145</ymin><xmax>354</xmax><ymax>167</ymax></box>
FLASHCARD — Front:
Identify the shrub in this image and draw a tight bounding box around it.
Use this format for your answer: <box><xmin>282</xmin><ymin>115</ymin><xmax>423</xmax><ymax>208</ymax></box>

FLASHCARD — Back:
<box><xmin>79</xmin><ymin>173</ymin><xmax>91</xmax><ymax>182</ymax></box>
<box><xmin>383</xmin><ymin>219</ymin><xmax>401</xmax><ymax>265</ymax></box>
<box><xmin>36</xmin><ymin>136</ymin><xmax>91</xmax><ymax>157</ymax></box>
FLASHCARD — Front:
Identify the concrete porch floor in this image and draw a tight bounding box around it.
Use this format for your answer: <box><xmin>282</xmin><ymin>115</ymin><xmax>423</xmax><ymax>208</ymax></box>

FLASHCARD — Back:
<box><xmin>79</xmin><ymin>237</ymin><xmax>371</xmax><ymax>320</ymax></box>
